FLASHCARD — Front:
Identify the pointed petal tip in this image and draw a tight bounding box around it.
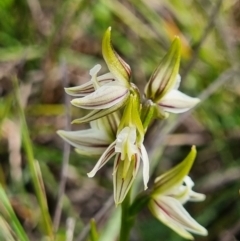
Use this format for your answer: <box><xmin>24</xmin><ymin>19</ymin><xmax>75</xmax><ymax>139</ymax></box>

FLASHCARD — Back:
<box><xmin>71</xmin><ymin>120</ymin><xmax>78</xmax><ymax>124</ymax></box>
<box><xmin>190</xmin><ymin>145</ymin><xmax>197</xmax><ymax>157</ymax></box>
<box><xmin>57</xmin><ymin>130</ymin><xmax>65</xmax><ymax>137</ymax></box>
<box><xmin>172</xmin><ymin>36</ymin><xmax>181</xmax><ymax>48</ymax></box>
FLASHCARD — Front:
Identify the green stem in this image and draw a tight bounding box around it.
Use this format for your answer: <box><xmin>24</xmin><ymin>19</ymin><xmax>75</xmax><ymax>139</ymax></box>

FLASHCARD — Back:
<box><xmin>119</xmin><ymin>189</ymin><xmax>135</xmax><ymax>241</ymax></box>
<box><xmin>14</xmin><ymin>80</ymin><xmax>54</xmax><ymax>240</ymax></box>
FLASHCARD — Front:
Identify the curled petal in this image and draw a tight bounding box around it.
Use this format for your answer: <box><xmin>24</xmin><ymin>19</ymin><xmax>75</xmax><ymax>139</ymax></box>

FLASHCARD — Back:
<box><xmin>113</xmin><ymin>153</ymin><xmax>140</xmax><ymax>205</ymax></box>
<box><xmin>139</xmin><ymin>144</ymin><xmax>149</xmax><ymax>190</ymax></box>
<box><xmin>87</xmin><ymin>141</ymin><xmax>116</xmax><ymax>178</ymax></box>
<box><xmin>188</xmin><ymin>191</ymin><xmax>206</xmax><ymax>203</ymax></box>
<box><xmin>149</xmin><ymin>196</ymin><xmax>208</xmax><ymax>239</ymax></box>
<box><xmin>65</xmin><ymin>72</ymin><xmax>115</xmax><ymax>97</ymax></box>
<box><xmin>159</xmin><ymin>89</ymin><xmax>200</xmax><ymax>113</ymax></box>
<box><xmin>57</xmin><ymin>129</ymin><xmax>111</xmax><ymax>156</ymax></box>
<box><xmin>102</xmin><ymin>27</ymin><xmax>131</xmax><ymax>86</ymax></box>
<box><xmin>71</xmin><ymin>84</ymin><xmax>129</xmax><ymax>109</ymax></box>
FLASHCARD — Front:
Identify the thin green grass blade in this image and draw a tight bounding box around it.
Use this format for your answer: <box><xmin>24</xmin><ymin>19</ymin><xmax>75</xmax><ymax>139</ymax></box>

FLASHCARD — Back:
<box><xmin>0</xmin><ymin>185</ymin><xmax>29</xmax><ymax>241</ymax></box>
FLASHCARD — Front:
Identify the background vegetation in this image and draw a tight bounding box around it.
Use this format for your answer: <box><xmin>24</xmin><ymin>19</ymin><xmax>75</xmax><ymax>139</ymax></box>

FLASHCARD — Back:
<box><xmin>0</xmin><ymin>0</ymin><xmax>240</xmax><ymax>240</ymax></box>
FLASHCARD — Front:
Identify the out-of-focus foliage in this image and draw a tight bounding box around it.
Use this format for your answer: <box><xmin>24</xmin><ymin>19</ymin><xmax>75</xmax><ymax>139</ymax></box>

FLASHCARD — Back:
<box><xmin>0</xmin><ymin>0</ymin><xmax>240</xmax><ymax>240</ymax></box>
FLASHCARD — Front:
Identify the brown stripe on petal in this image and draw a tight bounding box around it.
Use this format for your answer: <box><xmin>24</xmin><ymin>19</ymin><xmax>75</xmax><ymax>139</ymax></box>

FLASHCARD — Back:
<box><xmin>118</xmin><ymin>175</ymin><xmax>133</xmax><ymax>201</ymax></box>
<box><xmin>159</xmin><ymin>103</ymin><xmax>175</xmax><ymax>109</ymax></box>
<box><xmin>154</xmin><ymin>200</ymin><xmax>172</xmax><ymax>218</ymax></box>
<box><xmin>76</xmin><ymin>89</ymin><xmax>129</xmax><ymax>109</ymax></box>
<box><xmin>116</xmin><ymin>53</ymin><xmax>131</xmax><ymax>78</ymax></box>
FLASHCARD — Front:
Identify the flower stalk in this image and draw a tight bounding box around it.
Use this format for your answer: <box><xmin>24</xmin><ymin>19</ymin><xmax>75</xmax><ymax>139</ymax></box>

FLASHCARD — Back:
<box><xmin>119</xmin><ymin>189</ymin><xmax>134</xmax><ymax>241</ymax></box>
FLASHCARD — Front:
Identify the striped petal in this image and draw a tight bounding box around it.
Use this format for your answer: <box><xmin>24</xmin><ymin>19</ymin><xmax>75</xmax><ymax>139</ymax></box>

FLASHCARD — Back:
<box><xmin>65</xmin><ymin>73</ymin><xmax>115</xmax><ymax>97</ymax></box>
<box><xmin>87</xmin><ymin>141</ymin><xmax>116</xmax><ymax>178</ymax></box>
<box><xmin>57</xmin><ymin>129</ymin><xmax>111</xmax><ymax>156</ymax></box>
<box><xmin>144</xmin><ymin>37</ymin><xmax>181</xmax><ymax>102</ymax></box>
<box><xmin>159</xmin><ymin>89</ymin><xmax>200</xmax><ymax>113</ymax></box>
<box><xmin>149</xmin><ymin>196</ymin><xmax>207</xmax><ymax>239</ymax></box>
<box><xmin>113</xmin><ymin>153</ymin><xmax>140</xmax><ymax>205</ymax></box>
<box><xmin>71</xmin><ymin>83</ymin><xmax>129</xmax><ymax>110</ymax></box>
<box><xmin>71</xmin><ymin>98</ymin><xmax>127</xmax><ymax>124</ymax></box>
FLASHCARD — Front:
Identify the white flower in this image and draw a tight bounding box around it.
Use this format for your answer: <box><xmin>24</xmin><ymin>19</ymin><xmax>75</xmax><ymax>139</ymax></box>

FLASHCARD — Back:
<box><xmin>149</xmin><ymin>146</ymin><xmax>207</xmax><ymax>240</ymax></box>
<box><xmin>144</xmin><ymin>37</ymin><xmax>200</xmax><ymax>114</ymax></box>
<box><xmin>69</xmin><ymin>64</ymin><xmax>130</xmax><ymax>111</ymax></box>
<box><xmin>88</xmin><ymin>126</ymin><xmax>149</xmax><ymax>205</ymax></box>
<box><xmin>57</xmin><ymin>112</ymin><xmax>120</xmax><ymax>156</ymax></box>
<box><xmin>64</xmin><ymin>27</ymin><xmax>132</xmax><ymax>124</ymax></box>
<box><xmin>157</xmin><ymin>74</ymin><xmax>200</xmax><ymax>114</ymax></box>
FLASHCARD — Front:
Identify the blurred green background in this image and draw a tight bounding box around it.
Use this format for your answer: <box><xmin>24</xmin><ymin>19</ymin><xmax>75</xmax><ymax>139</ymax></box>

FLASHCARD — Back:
<box><xmin>0</xmin><ymin>0</ymin><xmax>240</xmax><ymax>240</ymax></box>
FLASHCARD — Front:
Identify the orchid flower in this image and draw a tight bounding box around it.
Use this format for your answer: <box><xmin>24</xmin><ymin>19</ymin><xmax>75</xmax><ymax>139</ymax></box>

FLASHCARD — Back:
<box><xmin>144</xmin><ymin>37</ymin><xmax>200</xmax><ymax>114</ymax></box>
<box><xmin>65</xmin><ymin>27</ymin><xmax>131</xmax><ymax>124</ymax></box>
<box><xmin>88</xmin><ymin>93</ymin><xmax>149</xmax><ymax>205</ymax></box>
<box><xmin>149</xmin><ymin>146</ymin><xmax>208</xmax><ymax>240</ymax></box>
<box><xmin>57</xmin><ymin>112</ymin><xmax>120</xmax><ymax>156</ymax></box>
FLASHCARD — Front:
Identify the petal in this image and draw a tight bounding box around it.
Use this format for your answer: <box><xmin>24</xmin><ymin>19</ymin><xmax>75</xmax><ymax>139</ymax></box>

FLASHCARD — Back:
<box><xmin>144</xmin><ymin>37</ymin><xmax>181</xmax><ymax>101</ymax></box>
<box><xmin>173</xmin><ymin>74</ymin><xmax>181</xmax><ymax>90</ymax></box>
<box><xmin>57</xmin><ymin>129</ymin><xmax>111</xmax><ymax>156</ymax></box>
<box><xmin>159</xmin><ymin>89</ymin><xmax>200</xmax><ymax>113</ymax></box>
<box><xmin>71</xmin><ymin>84</ymin><xmax>129</xmax><ymax>109</ymax></box>
<box><xmin>71</xmin><ymin>99</ymin><xmax>127</xmax><ymax>124</ymax></box>
<box><xmin>153</xmin><ymin>146</ymin><xmax>196</xmax><ymax>196</ymax></box>
<box><xmin>149</xmin><ymin>196</ymin><xmax>207</xmax><ymax>239</ymax></box>
<box><xmin>168</xmin><ymin>176</ymin><xmax>205</xmax><ymax>204</ymax></box>
<box><xmin>65</xmin><ymin>72</ymin><xmax>115</xmax><ymax>97</ymax></box>
<box><xmin>115</xmin><ymin>126</ymin><xmax>138</xmax><ymax>161</ymax></box>
<box><xmin>113</xmin><ymin>153</ymin><xmax>140</xmax><ymax>205</ymax></box>
<box><xmin>90</xmin><ymin>112</ymin><xmax>120</xmax><ymax>140</ymax></box>
<box><xmin>87</xmin><ymin>141</ymin><xmax>116</xmax><ymax>178</ymax></box>
<box><xmin>188</xmin><ymin>191</ymin><xmax>206</xmax><ymax>203</ymax></box>
<box><xmin>102</xmin><ymin>27</ymin><xmax>131</xmax><ymax>87</ymax></box>
<box><xmin>118</xmin><ymin>92</ymin><xmax>144</xmax><ymax>143</ymax></box>
<box><xmin>139</xmin><ymin>144</ymin><xmax>149</xmax><ymax>190</ymax></box>
<box><xmin>74</xmin><ymin>147</ymin><xmax>105</xmax><ymax>156</ymax></box>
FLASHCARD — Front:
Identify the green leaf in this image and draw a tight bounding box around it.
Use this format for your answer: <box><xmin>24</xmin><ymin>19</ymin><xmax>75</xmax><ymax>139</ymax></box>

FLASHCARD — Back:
<box><xmin>89</xmin><ymin>219</ymin><xmax>99</xmax><ymax>241</ymax></box>
<box><xmin>0</xmin><ymin>185</ymin><xmax>30</xmax><ymax>241</ymax></box>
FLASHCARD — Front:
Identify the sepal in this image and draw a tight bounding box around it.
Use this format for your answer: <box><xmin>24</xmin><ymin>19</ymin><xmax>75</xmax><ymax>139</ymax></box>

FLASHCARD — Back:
<box><xmin>144</xmin><ymin>37</ymin><xmax>181</xmax><ymax>102</ymax></box>
<box><xmin>102</xmin><ymin>27</ymin><xmax>131</xmax><ymax>87</ymax></box>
